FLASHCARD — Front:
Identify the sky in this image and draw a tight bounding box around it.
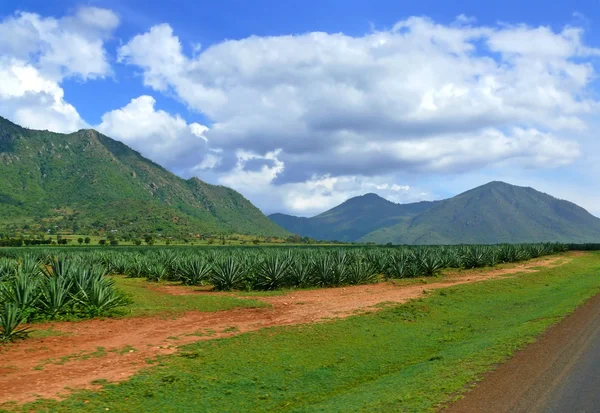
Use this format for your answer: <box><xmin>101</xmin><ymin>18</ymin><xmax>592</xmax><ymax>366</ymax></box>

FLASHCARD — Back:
<box><xmin>1</xmin><ymin>0</ymin><xmax>600</xmax><ymax>216</ymax></box>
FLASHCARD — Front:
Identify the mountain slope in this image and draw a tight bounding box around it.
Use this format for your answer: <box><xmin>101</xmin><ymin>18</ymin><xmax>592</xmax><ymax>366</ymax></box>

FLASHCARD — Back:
<box><xmin>0</xmin><ymin>116</ymin><xmax>289</xmax><ymax>237</ymax></box>
<box><xmin>271</xmin><ymin>182</ymin><xmax>600</xmax><ymax>244</ymax></box>
<box><xmin>361</xmin><ymin>181</ymin><xmax>600</xmax><ymax>244</ymax></box>
<box><xmin>269</xmin><ymin>193</ymin><xmax>437</xmax><ymax>242</ymax></box>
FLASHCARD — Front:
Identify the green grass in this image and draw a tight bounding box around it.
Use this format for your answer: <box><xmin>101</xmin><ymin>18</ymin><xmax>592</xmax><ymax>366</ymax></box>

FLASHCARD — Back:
<box><xmin>12</xmin><ymin>253</ymin><xmax>600</xmax><ymax>413</ymax></box>
<box><xmin>28</xmin><ymin>327</ymin><xmax>71</xmax><ymax>340</ymax></box>
<box><xmin>114</xmin><ymin>277</ymin><xmax>267</xmax><ymax>317</ymax></box>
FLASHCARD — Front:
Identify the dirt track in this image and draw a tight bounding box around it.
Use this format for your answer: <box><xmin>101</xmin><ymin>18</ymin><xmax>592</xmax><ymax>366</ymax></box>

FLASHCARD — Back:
<box><xmin>0</xmin><ymin>255</ymin><xmax>571</xmax><ymax>405</ymax></box>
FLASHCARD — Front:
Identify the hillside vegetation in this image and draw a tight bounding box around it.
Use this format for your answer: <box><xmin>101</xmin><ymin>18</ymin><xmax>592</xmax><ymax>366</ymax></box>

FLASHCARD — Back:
<box><xmin>0</xmin><ymin>116</ymin><xmax>288</xmax><ymax>238</ymax></box>
<box><xmin>271</xmin><ymin>182</ymin><xmax>600</xmax><ymax>244</ymax></box>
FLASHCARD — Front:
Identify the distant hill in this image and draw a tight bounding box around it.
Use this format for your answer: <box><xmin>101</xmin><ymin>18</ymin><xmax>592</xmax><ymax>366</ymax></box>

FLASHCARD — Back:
<box><xmin>270</xmin><ymin>193</ymin><xmax>437</xmax><ymax>242</ymax></box>
<box><xmin>0</xmin><ymin>116</ymin><xmax>289</xmax><ymax>238</ymax></box>
<box><xmin>270</xmin><ymin>181</ymin><xmax>600</xmax><ymax>244</ymax></box>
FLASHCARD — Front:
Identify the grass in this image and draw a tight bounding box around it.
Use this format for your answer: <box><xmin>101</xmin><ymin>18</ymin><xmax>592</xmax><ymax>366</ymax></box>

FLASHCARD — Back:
<box><xmin>33</xmin><ymin>347</ymin><xmax>108</xmax><ymax>371</ymax></box>
<box><xmin>114</xmin><ymin>277</ymin><xmax>267</xmax><ymax>317</ymax></box>
<box><xmin>10</xmin><ymin>253</ymin><xmax>600</xmax><ymax>413</ymax></box>
<box><xmin>28</xmin><ymin>327</ymin><xmax>71</xmax><ymax>340</ymax></box>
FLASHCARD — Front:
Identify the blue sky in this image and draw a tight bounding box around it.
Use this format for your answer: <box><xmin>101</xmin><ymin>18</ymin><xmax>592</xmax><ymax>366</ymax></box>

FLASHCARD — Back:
<box><xmin>1</xmin><ymin>0</ymin><xmax>600</xmax><ymax>216</ymax></box>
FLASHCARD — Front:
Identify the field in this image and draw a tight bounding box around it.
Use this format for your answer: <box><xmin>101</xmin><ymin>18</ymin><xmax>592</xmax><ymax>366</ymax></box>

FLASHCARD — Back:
<box><xmin>0</xmin><ymin>245</ymin><xmax>599</xmax><ymax>411</ymax></box>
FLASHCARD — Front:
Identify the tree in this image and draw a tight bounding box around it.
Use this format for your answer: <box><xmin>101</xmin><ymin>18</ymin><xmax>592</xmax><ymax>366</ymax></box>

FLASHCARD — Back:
<box><xmin>144</xmin><ymin>235</ymin><xmax>154</xmax><ymax>246</ymax></box>
<box><xmin>84</xmin><ymin>237</ymin><xmax>91</xmax><ymax>245</ymax></box>
<box><xmin>77</xmin><ymin>237</ymin><xmax>84</xmax><ymax>245</ymax></box>
<box><xmin>165</xmin><ymin>239</ymin><xmax>171</xmax><ymax>246</ymax></box>
<box><xmin>133</xmin><ymin>239</ymin><xmax>142</xmax><ymax>246</ymax></box>
<box><xmin>98</xmin><ymin>239</ymin><xmax>106</xmax><ymax>246</ymax></box>
<box><xmin>252</xmin><ymin>239</ymin><xmax>260</xmax><ymax>245</ymax></box>
<box><xmin>110</xmin><ymin>240</ymin><xmax>119</xmax><ymax>246</ymax></box>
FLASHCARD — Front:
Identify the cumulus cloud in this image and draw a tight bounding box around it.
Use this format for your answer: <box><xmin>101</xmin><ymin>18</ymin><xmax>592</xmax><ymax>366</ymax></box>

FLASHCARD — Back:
<box><xmin>214</xmin><ymin>150</ymin><xmax>428</xmax><ymax>215</ymax></box>
<box><xmin>0</xmin><ymin>58</ymin><xmax>86</xmax><ymax>132</ymax></box>
<box><xmin>0</xmin><ymin>7</ymin><xmax>118</xmax><ymax>132</ymax></box>
<box><xmin>97</xmin><ymin>95</ymin><xmax>210</xmax><ymax>175</ymax></box>
<box><xmin>2</xmin><ymin>8</ymin><xmax>597</xmax><ymax>216</ymax></box>
<box><xmin>0</xmin><ymin>7</ymin><xmax>119</xmax><ymax>81</ymax></box>
<box><xmin>118</xmin><ymin>17</ymin><xmax>595</xmax><ymax>189</ymax></box>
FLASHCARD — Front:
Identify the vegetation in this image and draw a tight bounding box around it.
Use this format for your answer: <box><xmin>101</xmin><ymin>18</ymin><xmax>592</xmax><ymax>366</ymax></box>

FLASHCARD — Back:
<box><xmin>0</xmin><ymin>255</ymin><xmax>129</xmax><ymax>342</ymax></box>
<box><xmin>270</xmin><ymin>193</ymin><xmax>434</xmax><ymax>242</ymax></box>
<box><xmin>113</xmin><ymin>278</ymin><xmax>265</xmax><ymax>317</ymax></box>
<box><xmin>0</xmin><ymin>242</ymin><xmax>568</xmax><ymax>341</ymax></box>
<box><xmin>18</xmin><ymin>252</ymin><xmax>600</xmax><ymax>412</ymax></box>
<box><xmin>102</xmin><ymin>243</ymin><xmax>567</xmax><ymax>288</ymax></box>
<box><xmin>0</xmin><ymin>116</ymin><xmax>289</xmax><ymax>239</ymax></box>
<box><xmin>271</xmin><ymin>181</ymin><xmax>600</xmax><ymax>244</ymax></box>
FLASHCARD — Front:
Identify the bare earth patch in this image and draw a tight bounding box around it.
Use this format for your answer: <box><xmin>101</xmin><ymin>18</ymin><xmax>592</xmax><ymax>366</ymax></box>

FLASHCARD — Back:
<box><xmin>0</xmin><ymin>254</ymin><xmax>574</xmax><ymax>405</ymax></box>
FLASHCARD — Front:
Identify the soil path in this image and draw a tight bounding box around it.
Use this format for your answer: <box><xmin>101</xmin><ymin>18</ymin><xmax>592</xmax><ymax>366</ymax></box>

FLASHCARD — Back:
<box><xmin>0</xmin><ymin>254</ymin><xmax>572</xmax><ymax>405</ymax></box>
<box><xmin>443</xmin><ymin>275</ymin><xmax>600</xmax><ymax>413</ymax></box>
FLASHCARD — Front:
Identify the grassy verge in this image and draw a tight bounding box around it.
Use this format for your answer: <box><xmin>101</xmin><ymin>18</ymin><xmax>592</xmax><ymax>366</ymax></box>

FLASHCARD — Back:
<box><xmin>114</xmin><ymin>277</ymin><xmax>267</xmax><ymax>317</ymax></box>
<box><xmin>14</xmin><ymin>253</ymin><xmax>600</xmax><ymax>413</ymax></box>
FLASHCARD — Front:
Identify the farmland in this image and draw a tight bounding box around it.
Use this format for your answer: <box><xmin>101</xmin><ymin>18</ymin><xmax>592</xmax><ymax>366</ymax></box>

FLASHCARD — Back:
<box><xmin>0</xmin><ymin>244</ymin><xmax>599</xmax><ymax>412</ymax></box>
<box><xmin>0</xmin><ymin>243</ymin><xmax>568</xmax><ymax>340</ymax></box>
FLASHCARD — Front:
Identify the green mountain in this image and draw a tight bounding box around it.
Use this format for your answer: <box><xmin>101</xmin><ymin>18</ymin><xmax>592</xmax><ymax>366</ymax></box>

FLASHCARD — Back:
<box><xmin>270</xmin><ymin>193</ymin><xmax>437</xmax><ymax>242</ymax></box>
<box><xmin>0</xmin><ymin>116</ymin><xmax>289</xmax><ymax>238</ymax></box>
<box><xmin>270</xmin><ymin>181</ymin><xmax>600</xmax><ymax>244</ymax></box>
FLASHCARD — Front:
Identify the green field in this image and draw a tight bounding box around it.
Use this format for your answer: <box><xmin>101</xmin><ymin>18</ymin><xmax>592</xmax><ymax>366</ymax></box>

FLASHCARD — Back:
<box><xmin>12</xmin><ymin>252</ymin><xmax>600</xmax><ymax>413</ymax></box>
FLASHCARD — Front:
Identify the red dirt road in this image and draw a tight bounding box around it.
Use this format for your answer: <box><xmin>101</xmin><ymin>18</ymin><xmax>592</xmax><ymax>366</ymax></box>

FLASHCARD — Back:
<box><xmin>0</xmin><ymin>255</ymin><xmax>571</xmax><ymax>405</ymax></box>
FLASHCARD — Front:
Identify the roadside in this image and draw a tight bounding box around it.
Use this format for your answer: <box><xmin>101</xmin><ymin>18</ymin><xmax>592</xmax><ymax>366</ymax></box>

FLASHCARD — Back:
<box><xmin>444</xmin><ymin>275</ymin><xmax>600</xmax><ymax>413</ymax></box>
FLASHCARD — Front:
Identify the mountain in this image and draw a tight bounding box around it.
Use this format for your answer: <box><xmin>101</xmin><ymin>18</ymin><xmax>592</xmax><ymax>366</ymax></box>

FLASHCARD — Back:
<box><xmin>0</xmin><ymin>116</ymin><xmax>289</xmax><ymax>238</ymax></box>
<box><xmin>270</xmin><ymin>193</ymin><xmax>437</xmax><ymax>242</ymax></box>
<box><xmin>270</xmin><ymin>181</ymin><xmax>600</xmax><ymax>244</ymax></box>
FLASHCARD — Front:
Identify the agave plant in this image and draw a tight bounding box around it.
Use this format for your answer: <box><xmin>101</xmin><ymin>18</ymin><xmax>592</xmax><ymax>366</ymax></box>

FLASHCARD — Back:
<box><xmin>461</xmin><ymin>246</ymin><xmax>489</xmax><ymax>269</ymax></box>
<box><xmin>39</xmin><ymin>275</ymin><xmax>73</xmax><ymax>318</ymax></box>
<box><xmin>387</xmin><ymin>252</ymin><xmax>410</xmax><ymax>278</ymax></box>
<box><xmin>312</xmin><ymin>254</ymin><xmax>334</xmax><ymax>286</ymax></box>
<box><xmin>19</xmin><ymin>255</ymin><xmax>42</xmax><ymax>278</ymax></box>
<box><xmin>287</xmin><ymin>257</ymin><xmax>313</xmax><ymax>287</ymax></box>
<box><xmin>211</xmin><ymin>256</ymin><xmax>246</xmax><ymax>291</ymax></box>
<box><xmin>254</xmin><ymin>254</ymin><xmax>290</xmax><ymax>290</ymax></box>
<box><xmin>0</xmin><ymin>258</ymin><xmax>18</xmax><ymax>282</ymax></box>
<box><xmin>74</xmin><ymin>277</ymin><xmax>129</xmax><ymax>317</ymax></box>
<box><xmin>329</xmin><ymin>250</ymin><xmax>350</xmax><ymax>286</ymax></box>
<box><xmin>347</xmin><ymin>260</ymin><xmax>378</xmax><ymax>284</ymax></box>
<box><xmin>1</xmin><ymin>269</ymin><xmax>40</xmax><ymax>316</ymax></box>
<box><xmin>146</xmin><ymin>263</ymin><xmax>168</xmax><ymax>282</ymax></box>
<box><xmin>178</xmin><ymin>257</ymin><xmax>212</xmax><ymax>286</ymax></box>
<box><xmin>0</xmin><ymin>303</ymin><xmax>30</xmax><ymax>342</ymax></box>
<box><xmin>418</xmin><ymin>252</ymin><xmax>443</xmax><ymax>277</ymax></box>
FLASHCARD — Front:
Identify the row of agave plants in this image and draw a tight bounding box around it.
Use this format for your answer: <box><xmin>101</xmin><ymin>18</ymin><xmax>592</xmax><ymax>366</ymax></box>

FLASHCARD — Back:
<box><xmin>54</xmin><ymin>243</ymin><xmax>567</xmax><ymax>290</ymax></box>
<box><xmin>0</xmin><ymin>256</ymin><xmax>129</xmax><ymax>342</ymax></box>
<box><xmin>0</xmin><ymin>243</ymin><xmax>567</xmax><ymax>342</ymax></box>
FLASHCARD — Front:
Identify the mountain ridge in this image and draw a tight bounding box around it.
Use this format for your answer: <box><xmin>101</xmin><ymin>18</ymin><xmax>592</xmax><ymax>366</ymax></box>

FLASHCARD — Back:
<box><xmin>270</xmin><ymin>181</ymin><xmax>600</xmax><ymax>244</ymax></box>
<box><xmin>0</xmin><ymin>116</ymin><xmax>289</xmax><ymax>238</ymax></box>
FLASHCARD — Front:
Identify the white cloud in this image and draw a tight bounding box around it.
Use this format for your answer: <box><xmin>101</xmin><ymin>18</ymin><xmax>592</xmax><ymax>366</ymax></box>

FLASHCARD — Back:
<box><xmin>117</xmin><ymin>24</ymin><xmax>187</xmax><ymax>91</ymax></box>
<box><xmin>0</xmin><ymin>58</ymin><xmax>86</xmax><ymax>132</ymax></box>
<box><xmin>118</xmin><ymin>17</ymin><xmax>596</xmax><ymax>191</ymax></box>
<box><xmin>2</xmin><ymin>8</ymin><xmax>597</xmax><ymax>217</ymax></box>
<box><xmin>0</xmin><ymin>7</ymin><xmax>118</xmax><ymax>133</ymax></box>
<box><xmin>215</xmin><ymin>150</ymin><xmax>429</xmax><ymax>215</ymax></box>
<box><xmin>97</xmin><ymin>95</ymin><xmax>210</xmax><ymax>175</ymax></box>
<box><xmin>0</xmin><ymin>7</ymin><xmax>119</xmax><ymax>81</ymax></box>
